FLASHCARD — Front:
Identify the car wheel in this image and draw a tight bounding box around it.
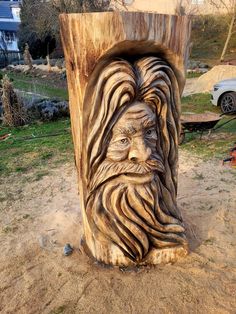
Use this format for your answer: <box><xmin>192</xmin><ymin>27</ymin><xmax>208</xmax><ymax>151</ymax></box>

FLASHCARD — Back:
<box><xmin>220</xmin><ymin>92</ymin><xmax>236</xmax><ymax>113</ymax></box>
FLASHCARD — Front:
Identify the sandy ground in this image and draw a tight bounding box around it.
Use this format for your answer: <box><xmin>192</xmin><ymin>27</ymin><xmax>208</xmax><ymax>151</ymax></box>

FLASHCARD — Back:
<box><xmin>183</xmin><ymin>78</ymin><xmax>198</xmax><ymax>96</ymax></box>
<box><xmin>0</xmin><ymin>151</ymin><xmax>236</xmax><ymax>314</ymax></box>
<box><xmin>10</xmin><ymin>64</ymin><xmax>64</xmax><ymax>73</ymax></box>
<box><xmin>183</xmin><ymin>65</ymin><xmax>236</xmax><ymax>96</ymax></box>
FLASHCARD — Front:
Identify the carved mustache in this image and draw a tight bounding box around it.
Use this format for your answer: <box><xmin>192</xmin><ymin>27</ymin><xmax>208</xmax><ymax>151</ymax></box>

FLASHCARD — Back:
<box><xmin>89</xmin><ymin>157</ymin><xmax>164</xmax><ymax>193</ymax></box>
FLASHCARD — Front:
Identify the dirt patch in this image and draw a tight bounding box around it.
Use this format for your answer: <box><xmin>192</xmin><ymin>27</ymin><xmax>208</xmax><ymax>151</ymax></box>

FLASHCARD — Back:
<box><xmin>183</xmin><ymin>77</ymin><xmax>198</xmax><ymax>96</ymax></box>
<box><xmin>11</xmin><ymin>64</ymin><xmax>63</xmax><ymax>73</ymax></box>
<box><xmin>0</xmin><ymin>151</ymin><xmax>236</xmax><ymax>314</ymax></box>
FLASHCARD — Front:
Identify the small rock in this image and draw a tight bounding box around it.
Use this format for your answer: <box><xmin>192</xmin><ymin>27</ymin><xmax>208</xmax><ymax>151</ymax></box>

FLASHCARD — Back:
<box><xmin>38</xmin><ymin>235</ymin><xmax>48</xmax><ymax>248</ymax></box>
<box><xmin>63</xmin><ymin>243</ymin><xmax>73</xmax><ymax>256</ymax></box>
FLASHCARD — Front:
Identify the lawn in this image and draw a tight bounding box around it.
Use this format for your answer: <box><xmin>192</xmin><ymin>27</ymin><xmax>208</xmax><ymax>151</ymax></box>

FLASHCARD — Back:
<box><xmin>0</xmin><ymin>70</ymin><xmax>70</xmax><ymax>178</ymax></box>
<box><xmin>181</xmin><ymin>93</ymin><xmax>219</xmax><ymax>114</ymax></box>
<box><xmin>0</xmin><ymin>118</ymin><xmax>73</xmax><ymax>178</ymax></box>
<box><xmin>0</xmin><ymin>70</ymin><xmax>68</xmax><ymax>100</ymax></box>
<box><xmin>186</xmin><ymin>72</ymin><xmax>203</xmax><ymax>79</ymax></box>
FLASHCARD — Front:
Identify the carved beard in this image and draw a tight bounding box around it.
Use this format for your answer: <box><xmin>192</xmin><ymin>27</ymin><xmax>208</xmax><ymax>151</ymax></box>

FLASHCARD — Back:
<box><xmin>86</xmin><ymin>159</ymin><xmax>187</xmax><ymax>263</ymax></box>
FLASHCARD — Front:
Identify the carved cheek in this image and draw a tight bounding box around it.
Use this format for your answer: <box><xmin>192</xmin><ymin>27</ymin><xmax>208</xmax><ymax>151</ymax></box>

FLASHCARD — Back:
<box><xmin>106</xmin><ymin>143</ymin><xmax>130</xmax><ymax>161</ymax></box>
<box><xmin>145</xmin><ymin>138</ymin><xmax>157</xmax><ymax>153</ymax></box>
<box><xmin>144</xmin><ymin>131</ymin><xmax>158</xmax><ymax>154</ymax></box>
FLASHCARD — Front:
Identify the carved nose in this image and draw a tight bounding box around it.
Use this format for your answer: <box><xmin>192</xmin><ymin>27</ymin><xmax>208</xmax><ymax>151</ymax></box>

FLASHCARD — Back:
<box><xmin>128</xmin><ymin>140</ymin><xmax>151</xmax><ymax>163</ymax></box>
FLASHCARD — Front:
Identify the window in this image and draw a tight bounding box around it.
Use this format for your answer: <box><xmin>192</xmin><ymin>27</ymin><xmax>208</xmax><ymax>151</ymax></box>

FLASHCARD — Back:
<box><xmin>4</xmin><ymin>31</ymin><xmax>15</xmax><ymax>43</ymax></box>
<box><xmin>15</xmin><ymin>11</ymin><xmax>20</xmax><ymax>18</ymax></box>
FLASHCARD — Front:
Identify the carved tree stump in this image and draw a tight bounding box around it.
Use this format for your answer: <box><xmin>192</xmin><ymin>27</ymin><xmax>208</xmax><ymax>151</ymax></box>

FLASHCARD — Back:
<box><xmin>60</xmin><ymin>12</ymin><xmax>191</xmax><ymax>266</ymax></box>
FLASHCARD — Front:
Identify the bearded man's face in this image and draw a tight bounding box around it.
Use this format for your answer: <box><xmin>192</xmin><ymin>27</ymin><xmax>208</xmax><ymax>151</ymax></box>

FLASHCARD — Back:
<box><xmin>90</xmin><ymin>102</ymin><xmax>164</xmax><ymax>191</ymax></box>
<box><xmin>106</xmin><ymin>101</ymin><xmax>160</xmax><ymax>182</ymax></box>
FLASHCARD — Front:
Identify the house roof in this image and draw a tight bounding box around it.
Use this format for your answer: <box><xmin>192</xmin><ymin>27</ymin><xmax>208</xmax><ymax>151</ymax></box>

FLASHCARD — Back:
<box><xmin>0</xmin><ymin>1</ymin><xmax>20</xmax><ymax>19</ymax></box>
<box><xmin>0</xmin><ymin>21</ymin><xmax>20</xmax><ymax>31</ymax></box>
<box><xmin>0</xmin><ymin>2</ymin><xmax>13</xmax><ymax>18</ymax></box>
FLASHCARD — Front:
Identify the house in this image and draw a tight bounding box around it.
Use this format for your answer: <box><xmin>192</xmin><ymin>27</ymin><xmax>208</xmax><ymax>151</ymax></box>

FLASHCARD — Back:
<box><xmin>0</xmin><ymin>0</ymin><xmax>21</xmax><ymax>66</ymax></box>
<box><xmin>110</xmin><ymin>0</ymin><xmax>231</xmax><ymax>15</ymax></box>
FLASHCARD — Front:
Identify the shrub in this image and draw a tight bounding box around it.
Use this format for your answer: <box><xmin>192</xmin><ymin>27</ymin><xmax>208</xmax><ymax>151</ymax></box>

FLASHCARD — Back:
<box><xmin>1</xmin><ymin>75</ymin><xmax>26</xmax><ymax>126</ymax></box>
<box><xmin>55</xmin><ymin>59</ymin><xmax>65</xmax><ymax>69</ymax></box>
<box><xmin>25</xmin><ymin>98</ymin><xmax>69</xmax><ymax>121</ymax></box>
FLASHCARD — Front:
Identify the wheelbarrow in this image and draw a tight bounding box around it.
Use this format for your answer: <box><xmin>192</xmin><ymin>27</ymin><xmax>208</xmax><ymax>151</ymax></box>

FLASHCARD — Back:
<box><xmin>180</xmin><ymin>111</ymin><xmax>236</xmax><ymax>144</ymax></box>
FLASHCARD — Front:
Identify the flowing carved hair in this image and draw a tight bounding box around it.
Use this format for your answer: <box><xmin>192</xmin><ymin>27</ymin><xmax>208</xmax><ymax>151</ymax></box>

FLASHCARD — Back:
<box><xmin>83</xmin><ymin>56</ymin><xmax>181</xmax><ymax>201</ymax></box>
<box><xmin>82</xmin><ymin>56</ymin><xmax>185</xmax><ymax>262</ymax></box>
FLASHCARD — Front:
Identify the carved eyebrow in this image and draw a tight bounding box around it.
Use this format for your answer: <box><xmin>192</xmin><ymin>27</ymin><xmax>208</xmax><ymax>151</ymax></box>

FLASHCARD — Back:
<box><xmin>126</xmin><ymin>113</ymin><xmax>148</xmax><ymax>120</ymax></box>
<box><xmin>142</xmin><ymin>117</ymin><xmax>156</xmax><ymax>128</ymax></box>
<box><xmin>115</xmin><ymin>125</ymin><xmax>136</xmax><ymax>135</ymax></box>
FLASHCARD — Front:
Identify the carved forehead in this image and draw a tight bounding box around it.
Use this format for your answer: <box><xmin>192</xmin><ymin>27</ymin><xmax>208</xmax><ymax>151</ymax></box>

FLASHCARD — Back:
<box><xmin>112</xmin><ymin>101</ymin><xmax>156</xmax><ymax>134</ymax></box>
<box><xmin>117</xmin><ymin>101</ymin><xmax>155</xmax><ymax>124</ymax></box>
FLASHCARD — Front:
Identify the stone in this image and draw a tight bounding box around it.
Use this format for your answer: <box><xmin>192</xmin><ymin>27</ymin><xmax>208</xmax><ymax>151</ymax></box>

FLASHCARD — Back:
<box><xmin>63</xmin><ymin>243</ymin><xmax>74</xmax><ymax>256</ymax></box>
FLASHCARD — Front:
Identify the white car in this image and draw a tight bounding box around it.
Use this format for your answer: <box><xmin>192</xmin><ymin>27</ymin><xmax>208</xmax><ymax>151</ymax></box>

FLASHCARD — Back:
<box><xmin>211</xmin><ymin>78</ymin><xmax>236</xmax><ymax>113</ymax></box>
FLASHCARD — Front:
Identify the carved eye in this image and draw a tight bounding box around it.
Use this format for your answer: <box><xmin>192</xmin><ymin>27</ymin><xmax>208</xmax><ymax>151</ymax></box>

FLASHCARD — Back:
<box><xmin>120</xmin><ymin>138</ymin><xmax>129</xmax><ymax>145</ymax></box>
<box><xmin>146</xmin><ymin>128</ymin><xmax>154</xmax><ymax>136</ymax></box>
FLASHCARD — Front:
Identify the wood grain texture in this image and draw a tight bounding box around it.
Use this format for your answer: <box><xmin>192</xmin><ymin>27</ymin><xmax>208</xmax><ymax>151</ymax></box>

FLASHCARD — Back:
<box><xmin>60</xmin><ymin>12</ymin><xmax>191</xmax><ymax>266</ymax></box>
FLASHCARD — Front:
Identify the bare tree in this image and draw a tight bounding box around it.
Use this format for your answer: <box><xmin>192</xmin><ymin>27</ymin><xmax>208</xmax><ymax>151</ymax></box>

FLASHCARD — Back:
<box><xmin>51</xmin><ymin>0</ymin><xmax>111</xmax><ymax>12</ymax></box>
<box><xmin>175</xmin><ymin>0</ymin><xmax>200</xmax><ymax>16</ymax></box>
<box><xmin>19</xmin><ymin>0</ymin><xmax>112</xmax><ymax>59</ymax></box>
<box><xmin>109</xmin><ymin>0</ymin><xmax>130</xmax><ymax>11</ymax></box>
<box><xmin>208</xmin><ymin>0</ymin><xmax>236</xmax><ymax>61</ymax></box>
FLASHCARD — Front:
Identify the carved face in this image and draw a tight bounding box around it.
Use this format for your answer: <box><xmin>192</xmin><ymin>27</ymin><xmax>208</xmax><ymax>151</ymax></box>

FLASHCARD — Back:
<box><xmin>89</xmin><ymin>101</ymin><xmax>165</xmax><ymax>191</ymax></box>
<box><xmin>106</xmin><ymin>102</ymin><xmax>159</xmax><ymax>184</ymax></box>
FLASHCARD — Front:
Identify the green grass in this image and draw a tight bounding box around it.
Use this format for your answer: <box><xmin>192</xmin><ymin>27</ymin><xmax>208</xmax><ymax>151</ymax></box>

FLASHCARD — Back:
<box><xmin>186</xmin><ymin>72</ymin><xmax>203</xmax><ymax>79</ymax></box>
<box><xmin>0</xmin><ymin>70</ymin><xmax>68</xmax><ymax>100</ymax></box>
<box><xmin>0</xmin><ymin>118</ymin><xmax>73</xmax><ymax>177</ymax></box>
<box><xmin>181</xmin><ymin>93</ymin><xmax>220</xmax><ymax>114</ymax></box>
<box><xmin>180</xmin><ymin>135</ymin><xmax>236</xmax><ymax>159</ymax></box>
<box><xmin>14</xmin><ymin>80</ymin><xmax>68</xmax><ymax>99</ymax></box>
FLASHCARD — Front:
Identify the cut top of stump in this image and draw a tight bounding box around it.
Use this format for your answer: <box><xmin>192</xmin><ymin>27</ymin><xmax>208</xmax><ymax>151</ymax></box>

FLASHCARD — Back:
<box><xmin>59</xmin><ymin>11</ymin><xmax>191</xmax><ymax>95</ymax></box>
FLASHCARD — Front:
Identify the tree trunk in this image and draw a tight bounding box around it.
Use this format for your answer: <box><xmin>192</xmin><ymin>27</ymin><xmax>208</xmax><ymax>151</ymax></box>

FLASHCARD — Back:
<box><xmin>46</xmin><ymin>43</ymin><xmax>51</xmax><ymax>72</ymax></box>
<box><xmin>60</xmin><ymin>12</ymin><xmax>191</xmax><ymax>266</ymax></box>
<box><xmin>46</xmin><ymin>55</ymin><xmax>51</xmax><ymax>72</ymax></box>
<box><xmin>220</xmin><ymin>14</ymin><xmax>235</xmax><ymax>62</ymax></box>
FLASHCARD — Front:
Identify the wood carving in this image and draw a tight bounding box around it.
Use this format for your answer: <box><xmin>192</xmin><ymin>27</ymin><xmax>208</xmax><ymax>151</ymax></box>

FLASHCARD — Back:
<box><xmin>60</xmin><ymin>12</ymin><xmax>191</xmax><ymax>266</ymax></box>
